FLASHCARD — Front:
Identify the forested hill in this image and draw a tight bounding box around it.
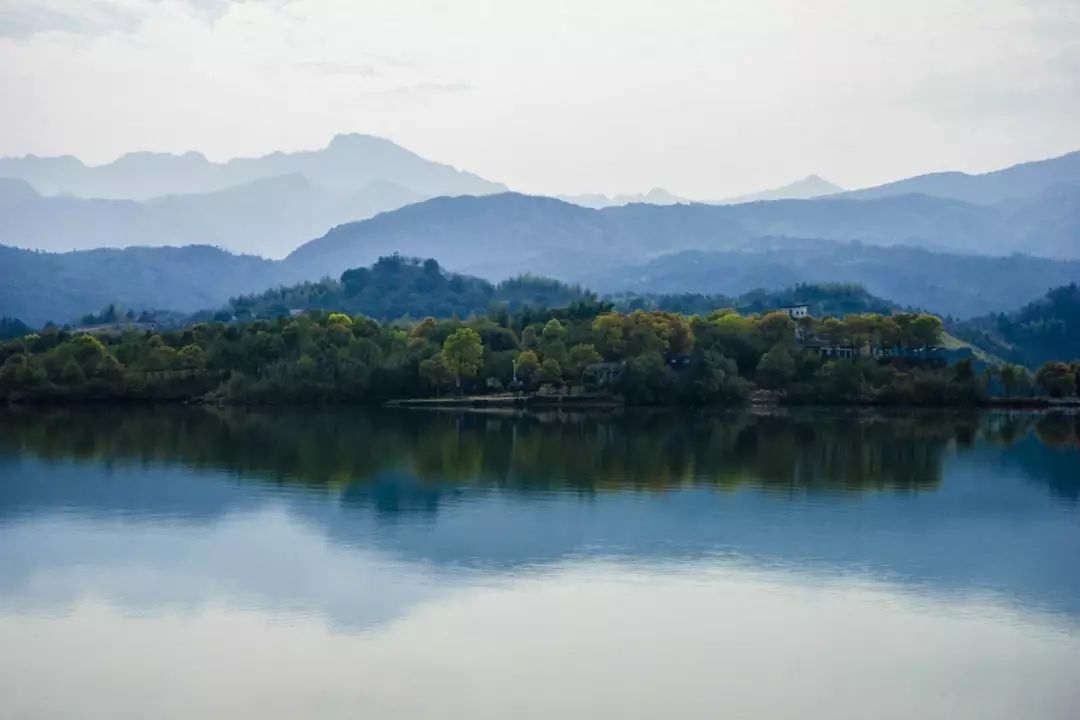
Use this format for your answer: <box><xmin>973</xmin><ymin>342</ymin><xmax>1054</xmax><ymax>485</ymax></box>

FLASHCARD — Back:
<box><xmin>579</xmin><ymin>243</ymin><xmax>1080</xmax><ymax>319</ymax></box>
<box><xmin>611</xmin><ymin>283</ymin><xmax>899</xmax><ymax>318</ymax></box>
<box><xmin>226</xmin><ymin>258</ymin><xmax>908</xmax><ymax>324</ymax></box>
<box><xmin>229</xmin><ymin>256</ymin><xmax>593</xmax><ymax>321</ymax></box>
<box><xmin>0</xmin><ymin>243</ymin><xmax>283</xmax><ymax>327</ymax></box>
<box><xmin>951</xmin><ymin>284</ymin><xmax>1080</xmax><ymax>368</ymax></box>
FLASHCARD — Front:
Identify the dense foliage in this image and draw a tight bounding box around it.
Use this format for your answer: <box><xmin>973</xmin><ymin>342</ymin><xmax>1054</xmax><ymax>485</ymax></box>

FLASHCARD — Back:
<box><xmin>952</xmin><ymin>283</ymin><xmax>1080</xmax><ymax>368</ymax></box>
<box><xmin>611</xmin><ymin>283</ymin><xmax>898</xmax><ymax>318</ymax></box>
<box><xmin>228</xmin><ymin>256</ymin><xmax>590</xmax><ymax>322</ymax></box>
<box><xmin>3</xmin><ymin>292</ymin><xmax>1040</xmax><ymax>406</ymax></box>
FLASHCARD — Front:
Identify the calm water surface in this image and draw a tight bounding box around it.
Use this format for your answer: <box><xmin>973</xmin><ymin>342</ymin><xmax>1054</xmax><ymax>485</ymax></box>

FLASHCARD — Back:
<box><xmin>1</xmin><ymin>407</ymin><xmax>1078</xmax><ymax>719</ymax></box>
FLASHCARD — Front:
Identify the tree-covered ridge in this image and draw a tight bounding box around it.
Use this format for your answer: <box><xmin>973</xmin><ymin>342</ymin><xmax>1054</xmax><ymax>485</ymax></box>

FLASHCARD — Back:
<box><xmin>4</xmin><ymin>291</ymin><xmax>1057</xmax><ymax>406</ymax></box>
<box><xmin>612</xmin><ymin>283</ymin><xmax>898</xmax><ymax>318</ymax></box>
<box><xmin>227</xmin><ymin>255</ymin><xmax>591</xmax><ymax>322</ymax></box>
<box><xmin>952</xmin><ymin>283</ymin><xmax>1080</xmax><ymax>368</ymax></box>
<box><xmin>229</xmin><ymin>258</ymin><xmax>899</xmax><ymax>327</ymax></box>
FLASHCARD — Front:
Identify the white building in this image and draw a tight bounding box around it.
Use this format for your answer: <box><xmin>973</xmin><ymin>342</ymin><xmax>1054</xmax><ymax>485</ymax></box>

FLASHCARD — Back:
<box><xmin>781</xmin><ymin>305</ymin><xmax>809</xmax><ymax>319</ymax></box>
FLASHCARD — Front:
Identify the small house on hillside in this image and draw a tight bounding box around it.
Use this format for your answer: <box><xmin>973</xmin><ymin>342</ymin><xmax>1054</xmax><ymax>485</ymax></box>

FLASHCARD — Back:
<box><xmin>781</xmin><ymin>305</ymin><xmax>810</xmax><ymax>319</ymax></box>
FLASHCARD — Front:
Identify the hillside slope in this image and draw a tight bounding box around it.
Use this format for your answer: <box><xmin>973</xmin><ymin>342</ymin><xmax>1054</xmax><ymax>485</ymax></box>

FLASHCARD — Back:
<box><xmin>285</xmin><ymin>190</ymin><xmax>1080</xmax><ymax>282</ymax></box>
<box><xmin>838</xmin><ymin>149</ymin><xmax>1080</xmax><ymax>205</ymax></box>
<box><xmin>0</xmin><ymin>244</ymin><xmax>282</xmax><ymax>326</ymax></box>
<box><xmin>574</xmin><ymin>241</ymin><xmax>1080</xmax><ymax>319</ymax></box>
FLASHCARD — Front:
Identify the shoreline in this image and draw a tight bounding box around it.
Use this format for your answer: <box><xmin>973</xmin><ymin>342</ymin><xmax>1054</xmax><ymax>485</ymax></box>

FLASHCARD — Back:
<box><xmin>4</xmin><ymin>394</ymin><xmax>1080</xmax><ymax>411</ymax></box>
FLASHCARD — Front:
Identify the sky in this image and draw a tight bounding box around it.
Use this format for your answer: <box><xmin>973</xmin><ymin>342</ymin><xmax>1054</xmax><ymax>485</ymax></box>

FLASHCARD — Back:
<box><xmin>0</xmin><ymin>0</ymin><xmax>1078</xmax><ymax>198</ymax></box>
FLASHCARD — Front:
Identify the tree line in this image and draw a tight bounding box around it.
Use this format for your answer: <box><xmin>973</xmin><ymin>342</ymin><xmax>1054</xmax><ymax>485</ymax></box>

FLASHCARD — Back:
<box><xmin>6</xmin><ymin>288</ymin><xmax>1074</xmax><ymax>405</ymax></box>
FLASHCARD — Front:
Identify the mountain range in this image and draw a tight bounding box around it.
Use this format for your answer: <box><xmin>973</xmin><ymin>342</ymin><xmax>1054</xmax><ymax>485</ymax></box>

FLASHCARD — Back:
<box><xmin>838</xmin><ymin>150</ymin><xmax>1080</xmax><ymax>204</ymax></box>
<box><xmin>0</xmin><ymin>174</ymin><xmax>425</xmax><ymax>258</ymax></box>
<box><xmin>0</xmin><ymin>134</ymin><xmax>502</xmax><ymax>257</ymax></box>
<box><xmin>575</xmin><ymin>241</ymin><xmax>1080</xmax><ymax>319</ymax></box>
<box><xmin>5</xmin><ymin>223</ymin><xmax>1080</xmax><ymax>326</ymax></box>
<box><xmin>558</xmin><ymin>175</ymin><xmax>846</xmax><ymax>208</ymax></box>
<box><xmin>0</xmin><ymin>133</ymin><xmax>504</xmax><ymax>200</ymax></box>
<box><xmin>284</xmin><ymin>188</ymin><xmax>1080</xmax><ymax>283</ymax></box>
<box><xmin>1</xmin><ymin>137</ymin><xmax>1079</xmax><ymax>326</ymax></box>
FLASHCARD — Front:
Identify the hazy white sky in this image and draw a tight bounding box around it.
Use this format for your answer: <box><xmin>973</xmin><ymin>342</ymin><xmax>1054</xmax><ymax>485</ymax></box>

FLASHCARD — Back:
<box><xmin>0</xmin><ymin>0</ymin><xmax>1078</xmax><ymax>197</ymax></box>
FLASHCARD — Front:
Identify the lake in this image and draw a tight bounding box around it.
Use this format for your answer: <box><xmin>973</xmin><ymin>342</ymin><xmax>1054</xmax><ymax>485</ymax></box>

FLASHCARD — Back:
<box><xmin>1</xmin><ymin>406</ymin><xmax>1078</xmax><ymax>719</ymax></box>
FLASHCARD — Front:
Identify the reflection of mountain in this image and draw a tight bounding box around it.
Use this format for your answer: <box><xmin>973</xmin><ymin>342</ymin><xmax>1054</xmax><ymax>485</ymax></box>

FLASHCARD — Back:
<box><xmin>0</xmin><ymin>407</ymin><xmax>1078</xmax><ymax>622</ymax></box>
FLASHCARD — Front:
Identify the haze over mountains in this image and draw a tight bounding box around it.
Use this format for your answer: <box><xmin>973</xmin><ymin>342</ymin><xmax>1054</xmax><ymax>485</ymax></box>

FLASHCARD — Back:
<box><xmin>285</xmin><ymin>187</ymin><xmax>1080</xmax><ymax>281</ymax></box>
<box><xmin>718</xmin><ymin>174</ymin><xmax>845</xmax><ymax>204</ymax></box>
<box><xmin>0</xmin><ymin>174</ymin><xmax>424</xmax><ymax>258</ymax></box>
<box><xmin>1</xmin><ymin>134</ymin><xmax>1079</xmax><ymax>326</ymax></box>
<box><xmin>0</xmin><ymin>134</ymin><xmax>501</xmax><ymax>257</ymax></box>
<box><xmin>557</xmin><ymin>175</ymin><xmax>846</xmax><ymax>208</ymax></box>
<box><xmin>0</xmin><ymin>134</ymin><xmax>504</xmax><ymax>200</ymax></box>
<box><xmin>837</xmin><ymin>150</ymin><xmax>1080</xmax><ymax>204</ymax></box>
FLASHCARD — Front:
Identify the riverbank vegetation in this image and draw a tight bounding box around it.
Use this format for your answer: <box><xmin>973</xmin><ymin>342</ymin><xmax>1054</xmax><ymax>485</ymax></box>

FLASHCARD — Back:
<box><xmin>0</xmin><ymin>301</ymin><xmax>1067</xmax><ymax>407</ymax></box>
<box><xmin>3</xmin><ymin>257</ymin><xmax>1078</xmax><ymax>406</ymax></box>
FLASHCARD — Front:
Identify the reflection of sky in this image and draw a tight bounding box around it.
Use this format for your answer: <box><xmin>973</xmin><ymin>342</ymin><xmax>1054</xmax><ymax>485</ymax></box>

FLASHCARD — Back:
<box><xmin>3</xmin><ymin>432</ymin><xmax>1080</xmax><ymax>719</ymax></box>
<box><xmin>1</xmin><ymin>560</ymin><xmax>1078</xmax><ymax>720</ymax></box>
<box><xmin>1</xmin><ymin>439</ymin><xmax>1079</xmax><ymax>626</ymax></box>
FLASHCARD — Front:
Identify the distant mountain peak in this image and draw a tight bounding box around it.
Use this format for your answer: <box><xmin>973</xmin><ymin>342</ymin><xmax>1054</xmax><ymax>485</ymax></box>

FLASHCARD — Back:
<box><xmin>326</xmin><ymin>132</ymin><xmax>400</xmax><ymax>150</ymax></box>
<box><xmin>719</xmin><ymin>175</ymin><xmax>845</xmax><ymax>204</ymax></box>
<box><xmin>558</xmin><ymin>187</ymin><xmax>688</xmax><ymax>208</ymax></box>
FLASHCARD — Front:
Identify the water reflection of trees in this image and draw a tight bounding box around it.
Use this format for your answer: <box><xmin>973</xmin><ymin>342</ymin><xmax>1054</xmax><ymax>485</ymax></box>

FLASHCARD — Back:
<box><xmin>6</xmin><ymin>407</ymin><xmax>1075</xmax><ymax>499</ymax></box>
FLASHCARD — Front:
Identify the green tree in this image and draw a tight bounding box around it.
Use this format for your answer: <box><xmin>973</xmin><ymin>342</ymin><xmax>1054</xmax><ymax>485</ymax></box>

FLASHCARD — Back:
<box><xmin>326</xmin><ymin>312</ymin><xmax>353</xmax><ymax>327</ymax></box>
<box><xmin>541</xmin><ymin>318</ymin><xmax>566</xmax><ymax>345</ymax></box>
<box><xmin>999</xmin><ymin>363</ymin><xmax>1021</xmax><ymax>398</ymax></box>
<box><xmin>756</xmin><ymin>344</ymin><xmax>796</xmax><ymax>390</ymax></box>
<box><xmin>178</xmin><ymin>344</ymin><xmax>206</xmax><ymax>372</ymax></box>
<box><xmin>815</xmin><ymin>360</ymin><xmax>863</xmax><ymax>400</ymax></box>
<box><xmin>1035</xmin><ymin>362</ymin><xmax>1077</xmax><ymax>398</ymax></box>
<box><xmin>441</xmin><ymin>328</ymin><xmax>484</xmax><ymax>392</ymax></box>
<box><xmin>419</xmin><ymin>354</ymin><xmax>455</xmax><ymax>395</ymax></box>
<box><xmin>515</xmin><ymin>350</ymin><xmax>540</xmax><ymax>386</ymax></box>
<box><xmin>540</xmin><ymin>358</ymin><xmax>563</xmax><ymax>385</ymax></box>
<box><xmin>60</xmin><ymin>357</ymin><xmax>86</xmax><ymax>386</ymax></box>
<box><xmin>757</xmin><ymin>311</ymin><xmax>796</xmax><ymax>347</ymax></box>
<box><xmin>567</xmin><ymin>343</ymin><xmax>602</xmax><ymax>384</ymax></box>
<box><xmin>619</xmin><ymin>351</ymin><xmax>671</xmax><ymax>405</ymax></box>
<box><xmin>592</xmin><ymin>313</ymin><xmax>625</xmax><ymax>359</ymax></box>
<box><xmin>911</xmin><ymin>314</ymin><xmax>944</xmax><ymax>350</ymax></box>
<box><xmin>682</xmin><ymin>350</ymin><xmax>748</xmax><ymax>404</ymax></box>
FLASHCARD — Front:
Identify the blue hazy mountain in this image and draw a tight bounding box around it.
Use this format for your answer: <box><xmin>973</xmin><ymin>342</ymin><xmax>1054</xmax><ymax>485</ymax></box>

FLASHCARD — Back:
<box><xmin>0</xmin><ymin>174</ymin><xmax>424</xmax><ymax>258</ymax></box>
<box><xmin>3</xmin><ymin>145</ymin><xmax>1076</xmax><ymax>262</ymax></box>
<box><xmin>716</xmin><ymin>174</ymin><xmax>844</xmax><ymax>204</ymax></box>
<box><xmin>285</xmin><ymin>189</ymin><xmax>1080</xmax><ymax>282</ymax></box>
<box><xmin>4</xmin><ymin>186</ymin><xmax>1080</xmax><ymax>324</ymax></box>
<box><xmin>0</xmin><ymin>135</ymin><xmax>503</xmax><ymax>257</ymax></box>
<box><xmin>571</xmin><ymin>242</ymin><xmax>1080</xmax><ymax>319</ymax></box>
<box><xmin>557</xmin><ymin>187</ymin><xmax>689</xmax><ymax>208</ymax></box>
<box><xmin>0</xmin><ymin>243</ymin><xmax>283</xmax><ymax>326</ymax></box>
<box><xmin>557</xmin><ymin>176</ymin><xmax>844</xmax><ymax>208</ymax></box>
<box><xmin>0</xmin><ymin>133</ymin><xmax>506</xmax><ymax>200</ymax></box>
<box><xmin>837</xmin><ymin>149</ymin><xmax>1080</xmax><ymax>204</ymax></box>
